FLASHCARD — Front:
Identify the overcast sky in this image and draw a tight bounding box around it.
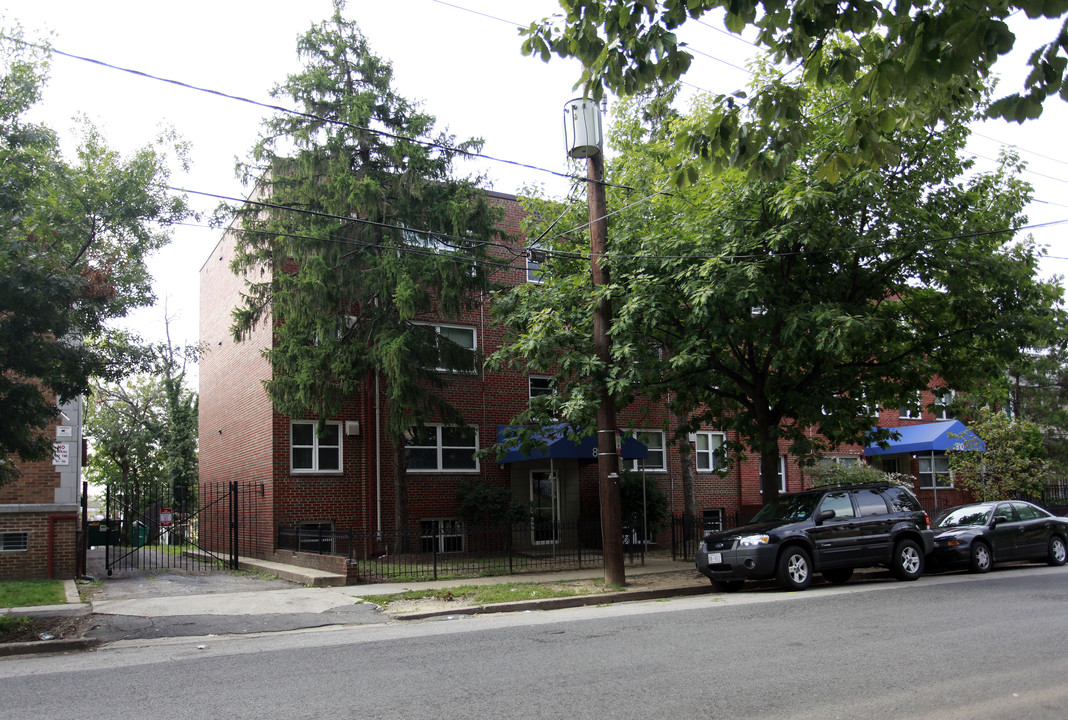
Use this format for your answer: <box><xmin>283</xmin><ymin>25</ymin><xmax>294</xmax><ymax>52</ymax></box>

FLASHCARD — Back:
<box><xmin>4</xmin><ymin>1</ymin><xmax>1066</xmax><ymax>373</ymax></box>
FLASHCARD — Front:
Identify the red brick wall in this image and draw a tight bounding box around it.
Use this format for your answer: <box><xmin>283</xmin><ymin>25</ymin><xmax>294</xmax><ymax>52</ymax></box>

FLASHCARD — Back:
<box><xmin>0</xmin><ymin>513</ymin><xmax>78</xmax><ymax>581</ymax></box>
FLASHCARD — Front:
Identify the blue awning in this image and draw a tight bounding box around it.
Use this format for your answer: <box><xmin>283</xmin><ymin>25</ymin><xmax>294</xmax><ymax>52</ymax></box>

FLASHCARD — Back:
<box><xmin>496</xmin><ymin>424</ymin><xmax>649</xmax><ymax>463</ymax></box>
<box><xmin>864</xmin><ymin>420</ymin><xmax>985</xmax><ymax>457</ymax></box>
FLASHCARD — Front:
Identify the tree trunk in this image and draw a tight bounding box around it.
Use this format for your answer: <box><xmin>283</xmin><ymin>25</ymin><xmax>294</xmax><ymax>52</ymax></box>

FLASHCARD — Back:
<box><xmin>676</xmin><ymin>412</ymin><xmax>697</xmax><ymax>541</ymax></box>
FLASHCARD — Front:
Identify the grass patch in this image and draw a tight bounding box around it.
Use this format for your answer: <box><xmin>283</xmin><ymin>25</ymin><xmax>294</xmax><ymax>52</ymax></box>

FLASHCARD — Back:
<box><xmin>360</xmin><ymin>579</ymin><xmax>608</xmax><ymax>609</ymax></box>
<box><xmin>0</xmin><ymin>580</ymin><xmax>66</xmax><ymax>608</ymax></box>
<box><xmin>0</xmin><ymin>616</ymin><xmax>33</xmax><ymax>635</ymax></box>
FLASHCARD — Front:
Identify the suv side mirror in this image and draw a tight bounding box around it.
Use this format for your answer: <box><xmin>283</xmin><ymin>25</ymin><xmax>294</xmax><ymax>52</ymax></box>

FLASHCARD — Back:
<box><xmin>816</xmin><ymin>509</ymin><xmax>836</xmax><ymax>525</ymax></box>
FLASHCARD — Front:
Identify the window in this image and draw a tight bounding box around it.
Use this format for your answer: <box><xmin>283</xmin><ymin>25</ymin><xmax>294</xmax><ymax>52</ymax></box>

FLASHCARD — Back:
<box><xmin>1</xmin><ymin>532</ymin><xmax>28</xmax><ymax>552</ymax></box>
<box><xmin>694</xmin><ymin>432</ymin><xmax>726</xmax><ymax>472</ymax></box>
<box><xmin>819</xmin><ymin>456</ymin><xmax>861</xmax><ymax>468</ymax></box>
<box><xmin>934</xmin><ymin>389</ymin><xmax>954</xmax><ymax>420</ymax></box>
<box><xmin>853</xmin><ymin>489</ymin><xmax>890</xmax><ymax>517</ymax></box>
<box><xmin>627</xmin><ymin>430</ymin><xmax>665</xmax><ymax>471</ymax></box>
<box><xmin>405</xmin><ymin>425</ymin><xmax>479</xmax><ymax>472</ymax></box>
<box><xmin>421</xmin><ymin>519</ymin><xmax>464</xmax><ymax>553</ymax></box>
<box><xmin>297</xmin><ymin>522</ymin><xmax>333</xmax><ymax>553</ymax></box>
<box><xmin>818</xmin><ymin>490</ymin><xmax>855</xmax><ymax>519</ymax></box>
<box><xmin>291</xmin><ymin>422</ymin><xmax>341</xmax><ymax>473</ymax></box>
<box><xmin>702</xmin><ymin>509</ymin><xmax>724</xmax><ymax>532</ymax></box>
<box><xmin>427</xmin><ymin>323</ymin><xmax>477</xmax><ymax>373</ymax></box>
<box><xmin>883</xmin><ymin>487</ymin><xmax>922</xmax><ymax>513</ymax></box>
<box><xmin>526</xmin><ymin>249</ymin><xmax>546</xmax><ymax>283</ymax></box>
<box><xmin>899</xmin><ymin>392</ymin><xmax>923</xmax><ymax>420</ymax></box>
<box><xmin>529</xmin><ymin>376</ymin><xmax>554</xmax><ymax>398</ymax></box>
<box><xmin>918</xmin><ymin>455</ymin><xmax>952</xmax><ymax>488</ymax></box>
<box><xmin>759</xmin><ymin>456</ymin><xmax>788</xmax><ymax>494</ymax></box>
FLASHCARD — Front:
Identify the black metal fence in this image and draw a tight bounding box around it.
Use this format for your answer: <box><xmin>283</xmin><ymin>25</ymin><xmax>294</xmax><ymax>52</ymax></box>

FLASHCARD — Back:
<box><xmin>277</xmin><ymin>519</ymin><xmax>648</xmax><ymax>582</ymax></box>
<box><xmin>97</xmin><ymin>480</ymin><xmax>265</xmax><ymax>574</ymax></box>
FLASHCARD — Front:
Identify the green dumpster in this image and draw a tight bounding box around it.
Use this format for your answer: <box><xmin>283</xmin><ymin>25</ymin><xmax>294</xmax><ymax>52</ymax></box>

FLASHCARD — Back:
<box><xmin>132</xmin><ymin>522</ymin><xmax>149</xmax><ymax>547</ymax></box>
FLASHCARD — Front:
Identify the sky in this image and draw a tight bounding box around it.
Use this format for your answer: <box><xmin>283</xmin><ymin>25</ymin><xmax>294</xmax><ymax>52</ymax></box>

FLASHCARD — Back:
<box><xmin>3</xmin><ymin>1</ymin><xmax>1067</xmax><ymax>373</ymax></box>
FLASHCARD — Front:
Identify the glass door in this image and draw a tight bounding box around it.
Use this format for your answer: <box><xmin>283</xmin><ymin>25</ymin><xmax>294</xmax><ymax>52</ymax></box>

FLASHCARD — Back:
<box><xmin>530</xmin><ymin>471</ymin><xmax>559</xmax><ymax>545</ymax></box>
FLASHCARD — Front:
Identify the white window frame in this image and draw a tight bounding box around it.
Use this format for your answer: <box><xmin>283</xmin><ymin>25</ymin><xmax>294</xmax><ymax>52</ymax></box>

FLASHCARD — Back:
<box><xmin>420</xmin><ymin>518</ymin><xmax>465</xmax><ymax>553</ymax></box>
<box><xmin>934</xmin><ymin>389</ymin><xmax>954</xmax><ymax>420</ymax></box>
<box><xmin>694</xmin><ymin>431</ymin><xmax>726</xmax><ymax>472</ymax></box>
<box><xmin>1</xmin><ymin>532</ymin><xmax>29</xmax><ymax>552</ymax></box>
<box><xmin>918</xmin><ymin>454</ymin><xmax>953</xmax><ymax>489</ymax></box>
<box><xmin>627</xmin><ymin>429</ymin><xmax>666</xmax><ymax>472</ymax></box>
<box><xmin>759</xmin><ymin>456</ymin><xmax>788</xmax><ymax>494</ymax></box>
<box><xmin>819</xmin><ymin>455</ymin><xmax>862</xmax><ymax>468</ymax></box>
<box><xmin>290</xmin><ymin>421</ymin><xmax>342</xmax><ymax>473</ymax></box>
<box><xmin>899</xmin><ymin>392</ymin><xmax>923</xmax><ymax>420</ymax></box>
<box><xmin>405</xmin><ymin>425</ymin><xmax>480</xmax><ymax>473</ymax></box>
<box><xmin>526</xmin><ymin>252</ymin><xmax>545</xmax><ymax>283</ymax></box>
<box><xmin>418</xmin><ymin>322</ymin><xmax>477</xmax><ymax>374</ymax></box>
<box><xmin>528</xmin><ymin>375</ymin><xmax>554</xmax><ymax>398</ymax></box>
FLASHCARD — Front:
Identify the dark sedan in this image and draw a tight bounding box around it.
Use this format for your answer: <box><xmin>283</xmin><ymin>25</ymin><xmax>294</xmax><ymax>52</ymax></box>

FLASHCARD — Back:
<box><xmin>932</xmin><ymin>500</ymin><xmax>1068</xmax><ymax>573</ymax></box>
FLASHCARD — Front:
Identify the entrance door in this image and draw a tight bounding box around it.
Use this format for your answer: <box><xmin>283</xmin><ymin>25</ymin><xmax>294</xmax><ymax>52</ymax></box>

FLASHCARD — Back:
<box><xmin>530</xmin><ymin>471</ymin><xmax>559</xmax><ymax>545</ymax></box>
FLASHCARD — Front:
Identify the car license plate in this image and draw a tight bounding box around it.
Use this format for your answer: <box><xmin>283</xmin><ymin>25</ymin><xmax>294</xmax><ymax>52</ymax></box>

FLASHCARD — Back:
<box><xmin>707</xmin><ymin>552</ymin><xmax>722</xmax><ymax>564</ymax></box>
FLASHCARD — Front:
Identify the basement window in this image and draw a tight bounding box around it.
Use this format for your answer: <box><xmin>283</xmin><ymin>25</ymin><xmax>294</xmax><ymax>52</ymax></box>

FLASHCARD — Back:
<box><xmin>1</xmin><ymin>532</ymin><xmax>29</xmax><ymax>552</ymax></box>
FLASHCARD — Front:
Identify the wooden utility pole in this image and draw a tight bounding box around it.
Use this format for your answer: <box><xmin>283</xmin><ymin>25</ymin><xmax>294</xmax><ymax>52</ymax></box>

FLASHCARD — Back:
<box><xmin>587</xmin><ymin>148</ymin><xmax>626</xmax><ymax>586</ymax></box>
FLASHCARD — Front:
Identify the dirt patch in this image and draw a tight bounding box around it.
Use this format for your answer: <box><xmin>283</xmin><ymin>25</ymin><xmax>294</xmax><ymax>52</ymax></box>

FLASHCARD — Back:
<box><xmin>380</xmin><ymin>568</ymin><xmax>707</xmax><ymax>615</ymax></box>
<box><xmin>0</xmin><ymin>615</ymin><xmax>93</xmax><ymax>644</ymax></box>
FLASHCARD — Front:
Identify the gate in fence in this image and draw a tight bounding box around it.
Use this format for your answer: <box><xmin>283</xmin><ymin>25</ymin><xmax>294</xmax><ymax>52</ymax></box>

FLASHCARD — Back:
<box><xmin>99</xmin><ymin>480</ymin><xmax>260</xmax><ymax>575</ymax></box>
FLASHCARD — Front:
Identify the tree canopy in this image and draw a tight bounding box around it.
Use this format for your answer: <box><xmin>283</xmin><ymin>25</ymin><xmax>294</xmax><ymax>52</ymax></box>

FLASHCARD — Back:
<box><xmin>522</xmin><ymin>1</ymin><xmax>1068</xmax><ymax>181</ymax></box>
<box><xmin>493</xmin><ymin>72</ymin><xmax>1064</xmax><ymax>499</ymax></box>
<box><xmin>0</xmin><ymin>25</ymin><xmax>190</xmax><ymax>486</ymax></box>
<box><xmin>948</xmin><ymin>407</ymin><xmax>1051</xmax><ymax>501</ymax></box>
<box><xmin>227</xmin><ymin>3</ymin><xmax>504</xmax><ymax>534</ymax></box>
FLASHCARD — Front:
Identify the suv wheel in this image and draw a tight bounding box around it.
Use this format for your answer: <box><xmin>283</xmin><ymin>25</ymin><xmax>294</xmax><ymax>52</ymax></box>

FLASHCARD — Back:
<box><xmin>777</xmin><ymin>547</ymin><xmax>812</xmax><ymax>591</ymax></box>
<box><xmin>890</xmin><ymin>539</ymin><xmax>924</xmax><ymax>581</ymax></box>
<box><xmin>968</xmin><ymin>541</ymin><xmax>992</xmax><ymax>573</ymax></box>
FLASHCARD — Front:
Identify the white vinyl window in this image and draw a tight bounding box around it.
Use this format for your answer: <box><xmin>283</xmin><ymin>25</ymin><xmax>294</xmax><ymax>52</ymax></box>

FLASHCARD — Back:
<box><xmin>627</xmin><ymin>430</ymin><xmax>666</xmax><ymax>471</ymax></box>
<box><xmin>529</xmin><ymin>376</ymin><xmax>554</xmax><ymax>398</ymax></box>
<box><xmin>526</xmin><ymin>250</ymin><xmax>545</xmax><ymax>283</ymax></box>
<box><xmin>934</xmin><ymin>389</ymin><xmax>954</xmax><ymax>420</ymax></box>
<box><xmin>900</xmin><ymin>392</ymin><xmax>923</xmax><ymax>420</ymax></box>
<box><xmin>291</xmin><ymin>422</ymin><xmax>342</xmax><ymax>473</ymax></box>
<box><xmin>405</xmin><ymin>425</ymin><xmax>479</xmax><ymax>472</ymax></box>
<box><xmin>759</xmin><ymin>456</ymin><xmax>788</xmax><ymax>494</ymax></box>
<box><xmin>694</xmin><ymin>431</ymin><xmax>726</xmax><ymax>472</ymax></box>
<box><xmin>918</xmin><ymin>455</ymin><xmax>953</xmax><ymax>489</ymax></box>
<box><xmin>423</xmin><ymin>323</ymin><xmax>477</xmax><ymax>373</ymax></box>
<box><xmin>819</xmin><ymin>456</ymin><xmax>861</xmax><ymax>468</ymax></box>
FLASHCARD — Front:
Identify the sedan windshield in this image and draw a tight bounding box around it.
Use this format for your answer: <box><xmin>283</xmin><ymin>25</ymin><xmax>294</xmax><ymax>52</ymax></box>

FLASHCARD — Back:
<box><xmin>751</xmin><ymin>493</ymin><xmax>820</xmax><ymax>523</ymax></box>
<box><xmin>937</xmin><ymin>506</ymin><xmax>992</xmax><ymax>528</ymax></box>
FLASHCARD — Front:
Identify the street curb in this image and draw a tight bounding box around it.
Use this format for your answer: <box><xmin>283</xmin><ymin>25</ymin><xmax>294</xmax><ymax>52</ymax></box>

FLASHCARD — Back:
<box><xmin>0</xmin><ymin>637</ymin><xmax>103</xmax><ymax>657</ymax></box>
<box><xmin>388</xmin><ymin>583</ymin><xmax>718</xmax><ymax>620</ymax></box>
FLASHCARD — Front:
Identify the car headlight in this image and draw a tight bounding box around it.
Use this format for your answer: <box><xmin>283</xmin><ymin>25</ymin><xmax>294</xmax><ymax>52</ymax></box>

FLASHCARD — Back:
<box><xmin>738</xmin><ymin>534</ymin><xmax>770</xmax><ymax>547</ymax></box>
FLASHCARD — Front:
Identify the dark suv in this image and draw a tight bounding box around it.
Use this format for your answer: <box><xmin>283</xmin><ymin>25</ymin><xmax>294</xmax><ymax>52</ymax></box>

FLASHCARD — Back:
<box><xmin>696</xmin><ymin>484</ymin><xmax>934</xmax><ymax>592</ymax></box>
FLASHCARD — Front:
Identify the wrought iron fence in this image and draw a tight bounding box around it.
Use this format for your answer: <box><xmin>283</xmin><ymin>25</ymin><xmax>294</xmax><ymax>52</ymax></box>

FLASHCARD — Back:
<box><xmin>277</xmin><ymin>519</ymin><xmax>648</xmax><ymax>582</ymax></box>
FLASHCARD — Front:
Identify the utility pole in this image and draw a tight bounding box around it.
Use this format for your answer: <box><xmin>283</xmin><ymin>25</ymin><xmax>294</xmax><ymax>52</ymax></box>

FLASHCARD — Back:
<box><xmin>587</xmin><ymin>127</ymin><xmax>626</xmax><ymax>587</ymax></box>
<box><xmin>566</xmin><ymin>97</ymin><xmax>624</xmax><ymax>586</ymax></box>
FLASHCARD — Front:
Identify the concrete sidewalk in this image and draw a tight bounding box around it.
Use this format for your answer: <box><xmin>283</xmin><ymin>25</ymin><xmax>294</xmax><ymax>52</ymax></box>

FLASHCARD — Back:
<box><xmin>89</xmin><ymin>553</ymin><xmax>701</xmax><ymax>618</ymax></box>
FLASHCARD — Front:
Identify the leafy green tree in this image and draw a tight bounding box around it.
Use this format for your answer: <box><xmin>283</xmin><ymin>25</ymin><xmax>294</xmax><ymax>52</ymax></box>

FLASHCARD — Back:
<box><xmin>227</xmin><ymin>3</ymin><xmax>503</xmax><ymax>543</ymax></box>
<box><xmin>619</xmin><ymin>470</ymin><xmax>671</xmax><ymax>539</ymax></box>
<box><xmin>455</xmin><ymin>479</ymin><xmax>531</xmax><ymax>526</ymax></box>
<box><xmin>948</xmin><ymin>407</ymin><xmax>1051</xmax><ymax>501</ymax></box>
<box><xmin>85</xmin><ymin>375</ymin><xmax>167</xmax><ymax>496</ymax></box>
<box><xmin>1007</xmin><ymin>343</ymin><xmax>1068</xmax><ymax>477</ymax></box>
<box><xmin>521</xmin><ymin>1</ymin><xmax>1068</xmax><ymax>182</ymax></box>
<box><xmin>805</xmin><ymin>463</ymin><xmax>911</xmax><ymax>489</ymax></box>
<box><xmin>0</xmin><ymin>24</ymin><xmax>191</xmax><ymax>486</ymax></box>
<box><xmin>493</xmin><ymin>72</ymin><xmax>1063</xmax><ymax>500</ymax></box>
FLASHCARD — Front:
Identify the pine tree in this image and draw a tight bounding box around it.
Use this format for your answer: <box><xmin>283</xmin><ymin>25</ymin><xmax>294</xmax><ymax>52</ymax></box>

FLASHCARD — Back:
<box><xmin>229</xmin><ymin>3</ymin><xmax>503</xmax><ymax>543</ymax></box>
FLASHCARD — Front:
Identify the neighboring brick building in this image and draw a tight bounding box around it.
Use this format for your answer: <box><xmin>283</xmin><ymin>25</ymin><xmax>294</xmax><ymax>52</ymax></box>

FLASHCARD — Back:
<box><xmin>0</xmin><ymin>396</ymin><xmax>84</xmax><ymax>581</ymax></box>
<box><xmin>198</xmin><ymin>190</ymin><xmax>972</xmax><ymax>569</ymax></box>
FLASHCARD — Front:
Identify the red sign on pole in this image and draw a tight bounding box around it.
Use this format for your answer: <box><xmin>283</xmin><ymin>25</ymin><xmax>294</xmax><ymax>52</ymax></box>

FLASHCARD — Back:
<box><xmin>160</xmin><ymin>508</ymin><xmax>173</xmax><ymax>527</ymax></box>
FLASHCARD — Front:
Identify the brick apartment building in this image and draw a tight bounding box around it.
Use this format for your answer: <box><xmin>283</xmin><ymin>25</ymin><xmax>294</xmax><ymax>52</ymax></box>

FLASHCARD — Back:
<box><xmin>0</xmin><ymin>395</ymin><xmax>84</xmax><ymax>581</ymax></box>
<box><xmin>198</xmin><ymin>190</ymin><xmax>976</xmax><ymax>571</ymax></box>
